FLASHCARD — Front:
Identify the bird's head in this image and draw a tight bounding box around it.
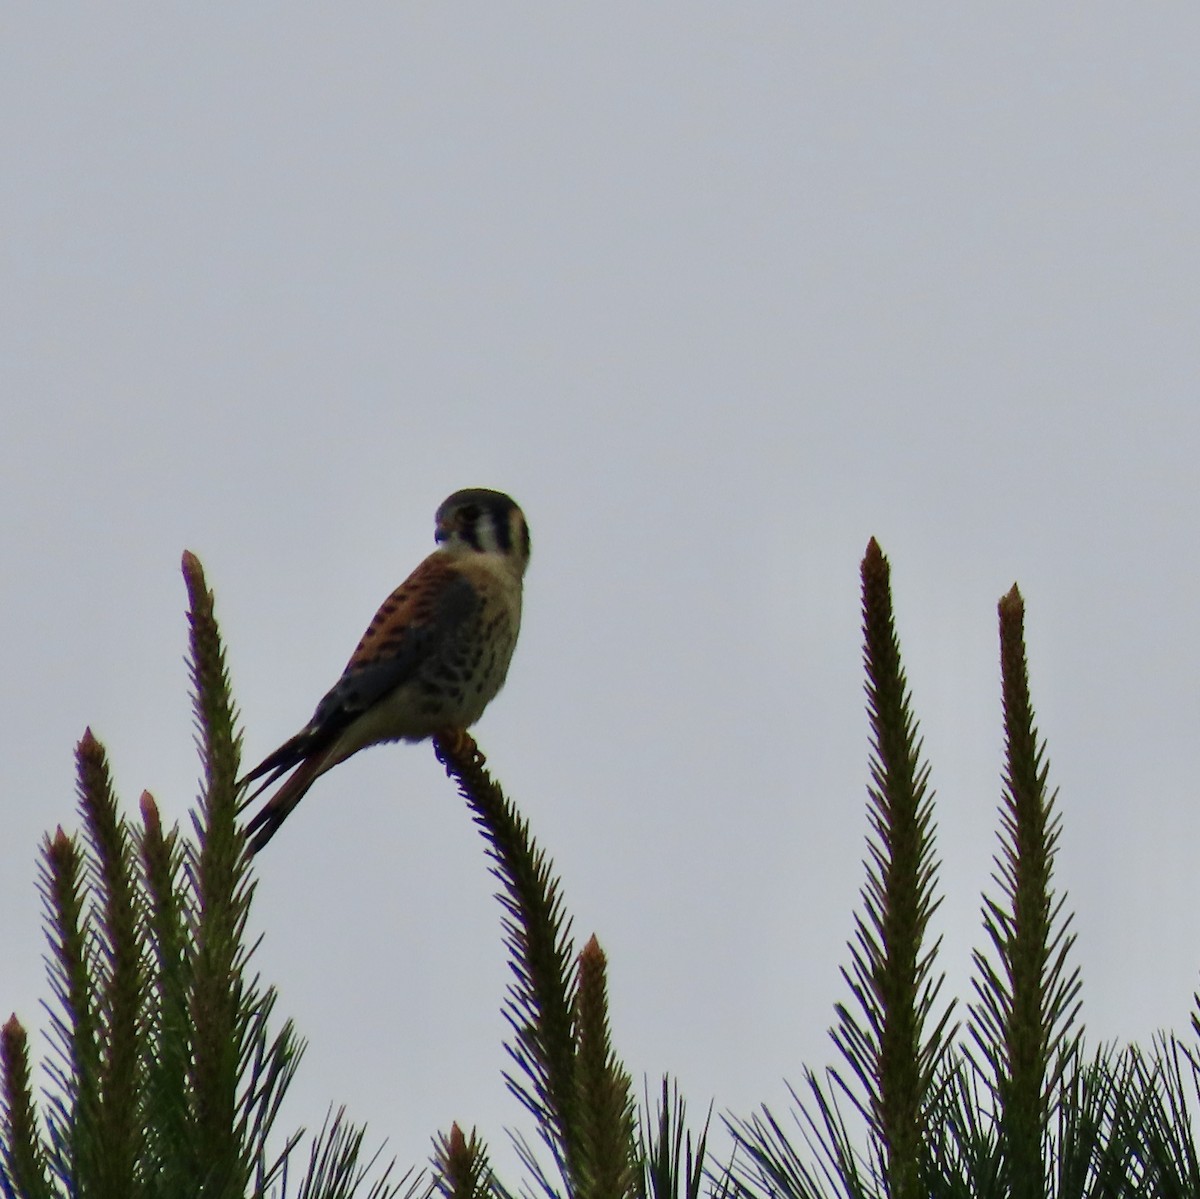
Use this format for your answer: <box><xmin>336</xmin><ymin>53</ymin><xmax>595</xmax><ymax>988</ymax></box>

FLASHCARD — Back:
<box><xmin>435</xmin><ymin>488</ymin><xmax>531</xmax><ymax>575</ymax></box>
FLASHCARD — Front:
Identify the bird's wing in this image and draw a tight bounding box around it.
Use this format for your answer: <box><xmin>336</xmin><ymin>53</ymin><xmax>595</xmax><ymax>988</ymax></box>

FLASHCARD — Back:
<box><xmin>239</xmin><ymin>560</ymin><xmax>479</xmax><ymax>794</ymax></box>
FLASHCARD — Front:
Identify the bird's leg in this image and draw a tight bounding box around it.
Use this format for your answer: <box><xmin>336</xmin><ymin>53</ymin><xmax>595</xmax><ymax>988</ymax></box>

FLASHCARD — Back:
<box><xmin>435</xmin><ymin>727</ymin><xmax>485</xmax><ymax>766</ymax></box>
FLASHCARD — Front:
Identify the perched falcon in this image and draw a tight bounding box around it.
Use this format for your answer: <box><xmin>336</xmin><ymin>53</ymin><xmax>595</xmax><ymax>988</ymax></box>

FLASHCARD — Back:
<box><xmin>240</xmin><ymin>488</ymin><xmax>530</xmax><ymax>853</ymax></box>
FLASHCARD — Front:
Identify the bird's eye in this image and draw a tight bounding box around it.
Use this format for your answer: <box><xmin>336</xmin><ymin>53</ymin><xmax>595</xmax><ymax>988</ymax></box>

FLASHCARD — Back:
<box><xmin>459</xmin><ymin>504</ymin><xmax>481</xmax><ymax>522</ymax></box>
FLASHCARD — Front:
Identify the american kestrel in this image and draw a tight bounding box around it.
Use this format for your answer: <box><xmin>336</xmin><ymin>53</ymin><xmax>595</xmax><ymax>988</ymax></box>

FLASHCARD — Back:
<box><xmin>241</xmin><ymin>488</ymin><xmax>530</xmax><ymax>854</ymax></box>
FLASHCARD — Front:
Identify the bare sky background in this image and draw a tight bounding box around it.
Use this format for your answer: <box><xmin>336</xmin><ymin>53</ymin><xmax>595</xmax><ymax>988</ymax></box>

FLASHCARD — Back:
<box><xmin>4</xmin><ymin>5</ymin><xmax>1200</xmax><ymax>1181</ymax></box>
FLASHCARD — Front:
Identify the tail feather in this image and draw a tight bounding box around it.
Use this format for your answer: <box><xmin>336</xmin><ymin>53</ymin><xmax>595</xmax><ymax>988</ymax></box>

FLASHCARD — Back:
<box><xmin>239</xmin><ymin>728</ymin><xmax>317</xmax><ymax>789</ymax></box>
<box><xmin>243</xmin><ymin>755</ymin><xmax>327</xmax><ymax>854</ymax></box>
<box><xmin>236</xmin><ymin>724</ymin><xmax>333</xmax><ymax>828</ymax></box>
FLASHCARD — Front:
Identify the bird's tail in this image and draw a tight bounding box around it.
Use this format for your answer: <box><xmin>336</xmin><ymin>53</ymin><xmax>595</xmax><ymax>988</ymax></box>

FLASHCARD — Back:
<box><xmin>242</xmin><ymin>755</ymin><xmax>327</xmax><ymax>854</ymax></box>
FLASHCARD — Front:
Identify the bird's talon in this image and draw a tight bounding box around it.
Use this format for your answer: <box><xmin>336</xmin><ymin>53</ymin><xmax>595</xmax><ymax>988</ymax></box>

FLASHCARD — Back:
<box><xmin>438</xmin><ymin>727</ymin><xmax>489</xmax><ymax>768</ymax></box>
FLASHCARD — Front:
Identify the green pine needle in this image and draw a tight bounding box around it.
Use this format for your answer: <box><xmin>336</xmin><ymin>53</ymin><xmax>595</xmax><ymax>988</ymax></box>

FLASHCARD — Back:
<box><xmin>432</xmin><ymin>1123</ymin><xmax>496</xmax><ymax>1199</ymax></box>
<box><xmin>434</xmin><ymin>732</ymin><xmax>582</xmax><ymax>1193</ymax></box>
<box><xmin>1</xmin><ymin>1017</ymin><xmax>53</xmax><ymax>1199</ymax></box>
<box><xmin>573</xmin><ymin>936</ymin><xmax>638</xmax><ymax>1199</ymax></box>
<box><xmin>968</xmin><ymin>586</ymin><xmax>1081</xmax><ymax>1198</ymax></box>
<box><xmin>831</xmin><ymin>539</ymin><xmax>954</xmax><ymax>1199</ymax></box>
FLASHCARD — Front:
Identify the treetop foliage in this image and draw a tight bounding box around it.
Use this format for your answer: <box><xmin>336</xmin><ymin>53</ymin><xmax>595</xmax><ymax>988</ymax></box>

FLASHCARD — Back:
<box><xmin>4</xmin><ymin>544</ymin><xmax>1198</xmax><ymax>1199</ymax></box>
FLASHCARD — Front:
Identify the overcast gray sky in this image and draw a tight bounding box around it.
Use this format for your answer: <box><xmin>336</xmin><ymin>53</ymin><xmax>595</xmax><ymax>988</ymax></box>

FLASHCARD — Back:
<box><xmin>4</xmin><ymin>5</ymin><xmax>1200</xmax><ymax>1181</ymax></box>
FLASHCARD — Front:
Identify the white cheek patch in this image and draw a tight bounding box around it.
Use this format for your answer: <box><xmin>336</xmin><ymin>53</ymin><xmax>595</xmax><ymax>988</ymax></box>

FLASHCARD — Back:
<box><xmin>473</xmin><ymin>514</ymin><xmax>504</xmax><ymax>555</ymax></box>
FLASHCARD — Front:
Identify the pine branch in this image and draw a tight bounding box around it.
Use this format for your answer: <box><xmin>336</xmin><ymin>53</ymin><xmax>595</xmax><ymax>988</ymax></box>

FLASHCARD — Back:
<box><xmin>968</xmin><ymin>586</ymin><xmax>1081</xmax><ymax>1198</ymax></box>
<box><xmin>434</xmin><ymin>732</ymin><xmax>581</xmax><ymax>1193</ymax></box>
<box><xmin>182</xmin><ymin>550</ymin><xmax>244</xmax><ymax>820</ymax></box>
<box><xmin>137</xmin><ymin>791</ymin><xmax>193</xmax><ymax>1186</ymax></box>
<box><xmin>730</xmin><ymin>1073</ymin><xmax>875</xmax><ymax>1199</ymax></box>
<box><xmin>181</xmin><ymin>551</ymin><xmax>311</xmax><ymax>1198</ymax></box>
<box><xmin>1051</xmin><ymin>1044</ymin><xmax>1141</xmax><ymax>1199</ymax></box>
<box><xmin>919</xmin><ymin>1054</ymin><xmax>1003</xmax><ymax>1199</ymax></box>
<box><xmin>2</xmin><ymin>551</ymin><xmax>403</xmax><ymax>1199</ymax></box>
<box><xmin>75</xmin><ymin>729</ymin><xmax>147</xmax><ymax>1198</ymax></box>
<box><xmin>731</xmin><ymin>540</ymin><xmax>954</xmax><ymax>1199</ymax></box>
<box><xmin>1</xmin><ymin>1017</ymin><xmax>53</xmax><ymax>1199</ymax></box>
<box><xmin>295</xmin><ymin>1107</ymin><xmax>417</xmax><ymax>1199</ymax></box>
<box><xmin>432</xmin><ymin>1124</ymin><xmax>495</xmax><ymax>1199</ymax></box>
<box><xmin>1114</xmin><ymin>1035</ymin><xmax>1200</xmax><ymax>1198</ymax></box>
<box><xmin>640</xmin><ymin>1078</ymin><xmax>722</xmax><ymax>1199</ymax></box>
<box><xmin>182</xmin><ymin>550</ymin><xmax>253</xmax><ymax>1194</ymax></box>
<box><xmin>828</xmin><ymin>539</ymin><xmax>954</xmax><ymax>1199</ymax></box>
<box><xmin>573</xmin><ymin>937</ymin><xmax>638</xmax><ymax>1199</ymax></box>
<box><xmin>38</xmin><ymin>826</ymin><xmax>97</xmax><ymax>1191</ymax></box>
